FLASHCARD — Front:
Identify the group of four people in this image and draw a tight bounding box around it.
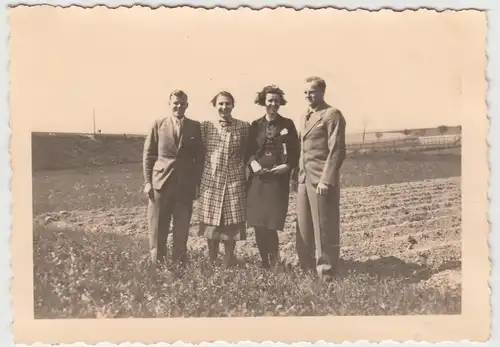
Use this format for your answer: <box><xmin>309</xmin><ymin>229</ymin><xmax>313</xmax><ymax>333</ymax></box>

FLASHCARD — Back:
<box><xmin>142</xmin><ymin>76</ymin><xmax>346</xmax><ymax>281</ymax></box>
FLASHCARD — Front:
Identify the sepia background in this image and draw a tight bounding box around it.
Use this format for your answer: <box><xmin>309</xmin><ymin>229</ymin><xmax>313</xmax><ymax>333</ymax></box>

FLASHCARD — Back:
<box><xmin>9</xmin><ymin>6</ymin><xmax>484</xmax><ymax>135</ymax></box>
<box><xmin>9</xmin><ymin>6</ymin><xmax>490</xmax><ymax>344</ymax></box>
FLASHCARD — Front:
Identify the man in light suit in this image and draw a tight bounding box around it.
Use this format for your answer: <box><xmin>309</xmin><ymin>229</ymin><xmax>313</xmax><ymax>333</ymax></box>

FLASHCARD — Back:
<box><xmin>296</xmin><ymin>76</ymin><xmax>347</xmax><ymax>281</ymax></box>
<box><xmin>143</xmin><ymin>89</ymin><xmax>204</xmax><ymax>266</ymax></box>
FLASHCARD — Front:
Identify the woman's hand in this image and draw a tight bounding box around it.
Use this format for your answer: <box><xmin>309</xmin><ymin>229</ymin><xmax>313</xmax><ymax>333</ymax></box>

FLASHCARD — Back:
<box><xmin>250</xmin><ymin>160</ymin><xmax>263</xmax><ymax>173</ymax></box>
<box><xmin>271</xmin><ymin>164</ymin><xmax>290</xmax><ymax>175</ymax></box>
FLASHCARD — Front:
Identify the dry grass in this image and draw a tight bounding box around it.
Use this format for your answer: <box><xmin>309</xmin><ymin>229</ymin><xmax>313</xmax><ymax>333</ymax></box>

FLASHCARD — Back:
<box><xmin>33</xmin><ymin>153</ymin><xmax>462</xmax><ymax>318</ymax></box>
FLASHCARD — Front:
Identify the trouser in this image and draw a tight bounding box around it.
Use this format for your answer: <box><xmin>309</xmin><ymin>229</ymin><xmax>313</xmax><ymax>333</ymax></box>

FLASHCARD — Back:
<box><xmin>296</xmin><ymin>178</ymin><xmax>341</xmax><ymax>277</ymax></box>
<box><xmin>147</xmin><ymin>182</ymin><xmax>193</xmax><ymax>265</ymax></box>
<box><xmin>255</xmin><ymin>227</ymin><xmax>279</xmax><ymax>267</ymax></box>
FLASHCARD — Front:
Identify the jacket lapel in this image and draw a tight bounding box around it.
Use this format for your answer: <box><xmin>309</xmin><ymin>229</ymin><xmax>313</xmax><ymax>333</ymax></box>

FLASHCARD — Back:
<box><xmin>302</xmin><ymin>110</ymin><xmax>325</xmax><ymax>139</ymax></box>
<box><xmin>161</xmin><ymin>116</ymin><xmax>178</xmax><ymax>153</ymax></box>
<box><xmin>257</xmin><ymin>114</ymin><xmax>284</xmax><ymax>147</ymax></box>
<box><xmin>274</xmin><ymin>114</ymin><xmax>284</xmax><ymax>134</ymax></box>
<box><xmin>256</xmin><ymin>116</ymin><xmax>267</xmax><ymax>148</ymax></box>
<box><xmin>178</xmin><ymin>118</ymin><xmax>188</xmax><ymax>150</ymax></box>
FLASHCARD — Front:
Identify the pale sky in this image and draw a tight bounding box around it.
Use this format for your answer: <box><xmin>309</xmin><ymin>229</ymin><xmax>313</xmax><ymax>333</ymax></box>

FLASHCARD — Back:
<box><xmin>8</xmin><ymin>6</ymin><xmax>486</xmax><ymax>135</ymax></box>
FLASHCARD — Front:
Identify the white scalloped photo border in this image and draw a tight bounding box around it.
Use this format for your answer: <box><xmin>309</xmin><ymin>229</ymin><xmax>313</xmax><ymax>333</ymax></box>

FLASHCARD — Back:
<box><xmin>1</xmin><ymin>1</ymin><xmax>497</xmax><ymax>346</ymax></box>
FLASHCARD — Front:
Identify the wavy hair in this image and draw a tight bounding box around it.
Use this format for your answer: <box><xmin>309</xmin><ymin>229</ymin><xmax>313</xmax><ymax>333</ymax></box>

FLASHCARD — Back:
<box><xmin>254</xmin><ymin>85</ymin><xmax>287</xmax><ymax>107</ymax></box>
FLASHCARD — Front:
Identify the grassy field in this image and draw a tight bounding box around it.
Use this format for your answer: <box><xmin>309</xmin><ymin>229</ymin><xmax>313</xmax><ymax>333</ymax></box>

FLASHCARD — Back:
<box><xmin>33</xmin><ymin>151</ymin><xmax>462</xmax><ymax>318</ymax></box>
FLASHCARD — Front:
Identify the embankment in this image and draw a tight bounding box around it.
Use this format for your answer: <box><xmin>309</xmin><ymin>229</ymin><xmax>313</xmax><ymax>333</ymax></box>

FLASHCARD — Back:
<box><xmin>32</xmin><ymin>132</ymin><xmax>146</xmax><ymax>172</ymax></box>
<box><xmin>32</xmin><ymin>132</ymin><xmax>461</xmax><ymax>173</ymax></box>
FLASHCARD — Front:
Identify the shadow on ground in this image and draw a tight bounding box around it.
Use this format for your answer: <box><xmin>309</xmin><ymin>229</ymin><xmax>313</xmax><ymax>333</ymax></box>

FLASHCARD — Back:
<box><xmin>336</xmin><ymin>256</ymin><xmax>461</xmax><ymax>283</ymax></box>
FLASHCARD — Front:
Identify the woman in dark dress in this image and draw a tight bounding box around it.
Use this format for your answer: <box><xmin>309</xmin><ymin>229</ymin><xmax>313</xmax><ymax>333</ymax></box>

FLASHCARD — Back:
<box><xmin>246</xmin><ymin>85</ymin><xmax>300</xmax><ymax>269</ymax></box>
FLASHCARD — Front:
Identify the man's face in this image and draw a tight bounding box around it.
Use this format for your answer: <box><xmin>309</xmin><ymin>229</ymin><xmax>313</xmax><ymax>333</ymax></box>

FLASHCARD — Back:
<box><xmin>304</xmin><ymin>81</ymin><xmax>324</xmax><ymax>108</ymax></box>
<box><xmin>169</xmin><ymin>95</ymin><xmax>188</xmax><ymax>118</ymax></box>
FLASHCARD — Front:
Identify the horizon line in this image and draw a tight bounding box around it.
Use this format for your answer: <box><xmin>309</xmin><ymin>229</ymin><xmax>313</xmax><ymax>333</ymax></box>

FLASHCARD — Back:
<box><xmin>30</xmin><ymin>124</ymin><xmax>462</xmax><ymax>137</ymax></box>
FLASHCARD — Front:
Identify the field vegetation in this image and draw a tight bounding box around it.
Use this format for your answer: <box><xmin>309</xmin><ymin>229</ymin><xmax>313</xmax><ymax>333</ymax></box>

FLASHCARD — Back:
<box><xmin>33</xmin><ymin>144</ymin><xmax>462</xmax><ymax>318</ymax></box>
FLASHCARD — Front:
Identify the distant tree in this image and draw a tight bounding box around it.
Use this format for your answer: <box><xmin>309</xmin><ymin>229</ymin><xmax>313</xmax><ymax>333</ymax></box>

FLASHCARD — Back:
<box><xmin>402</xmin><ymin>129</ymin><xmax>410</xmax><ymax>136</ymax></box>
<box><xmin>375</xmin><ymin>132</ymin><xmax>383</xmax><ymax>140</ymax></box>
<box><xmin>438</xmin><ymin>125</ymin><xmax>448</xmax><ymax>134</ymax></box>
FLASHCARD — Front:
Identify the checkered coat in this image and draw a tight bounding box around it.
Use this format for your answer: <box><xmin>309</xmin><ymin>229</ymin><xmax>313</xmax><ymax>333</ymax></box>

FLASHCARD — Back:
<box><xmin>198</xmin><ymin>117</ymin><xmax>251</xmax><ymax>226</ymax></box>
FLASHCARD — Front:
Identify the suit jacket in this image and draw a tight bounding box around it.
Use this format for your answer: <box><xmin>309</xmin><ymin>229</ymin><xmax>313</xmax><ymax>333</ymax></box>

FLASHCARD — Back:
<box><xmin>298</xmin><ymin>102</ymin><xmax>346</xmax><ymax>186</ymax></box>
<box><xmin>143</xmin><ymin>116</ymin><xmax>204</xmax><ymax>199</ymax></box>
<box><xmin>246</xmin><ymin>114</ymin><xmax>300</xmax><ymax>180</ymax></box>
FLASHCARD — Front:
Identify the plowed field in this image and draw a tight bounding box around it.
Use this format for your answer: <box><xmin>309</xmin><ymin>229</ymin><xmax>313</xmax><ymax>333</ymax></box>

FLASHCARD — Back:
<box><xmin>33</xmin><ymin>162</ymin><xmax>461</xmax><ymax>318</ymax></box>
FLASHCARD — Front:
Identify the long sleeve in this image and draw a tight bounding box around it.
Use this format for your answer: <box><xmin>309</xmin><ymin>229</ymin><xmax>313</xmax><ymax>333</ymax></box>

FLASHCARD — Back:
<box><xmin>142</xmin><ymin>120</ymin><xmax>159</xmax><ymax>184</ymax></box>
<box><xmin>246</xmin><ymin>120</ymin><xmax>260</xmax><ymax>166</ymax></box>
<box><xmin>285</xmin><ymin>119</ymin><xmax>300</xmax><ymax>170</ymax></box>
<box><xmin>293</xmin><ymin>118</ymin><xmax>302</xmax><ymax>182</ymax></box>
<box><xmin>240</xmin><ymin>121</ymin><xmax>251</xmax><ymax>163</ymax></box>
<box><xmin>200</xmin><ymin>121</ymin><xmax>207</xmax><ymax>148</ymax></box>
<box><xmin>319</xmin><ymin>109</ymin><xmax>346</xmax><ymax>186</ymax></box>
<box><xmin>193</xmin><ymin>121</ymin><xmax>205</xmax><ymax>186</ymax></box>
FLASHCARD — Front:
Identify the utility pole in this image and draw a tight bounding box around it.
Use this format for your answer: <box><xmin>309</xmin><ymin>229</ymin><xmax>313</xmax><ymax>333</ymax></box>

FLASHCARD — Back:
<box><xmin>93</xmin><ymin>108</ymin><xmax>96</xmax><ymax>136</ymax></box>
<box><xmin>362</xmin><ymin>118</ymin><xmax>368</xmax><ymax>143</ymax></box>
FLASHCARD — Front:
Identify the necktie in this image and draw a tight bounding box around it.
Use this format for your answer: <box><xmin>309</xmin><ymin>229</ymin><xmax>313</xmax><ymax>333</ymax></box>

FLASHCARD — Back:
<box><xmin>174</xmin><ymin>117</ymin><xmax>183</xmax><ymax>142</ymax></box>
<box><xmin>305</xmin><ymin>111</ymin><xmax>313</xmax><ymax>128</ymax></box>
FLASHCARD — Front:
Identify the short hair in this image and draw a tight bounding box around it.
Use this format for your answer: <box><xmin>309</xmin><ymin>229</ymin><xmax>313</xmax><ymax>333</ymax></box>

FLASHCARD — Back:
<box><xmin>169</xmin><ymin>89</ymin><xmax>188</xmax><ymax>101</ymax></box>
<box><xmin>211</xmin><ymin>91</ymin><xmax>235</xmax><ymax>107</ymax></box>
<box><xmin>305</xmin><ymin>76</ymin><xmax>326</xmax><ymax>91</ymax></box>
<box><xmin>254</xmin><ymin>85</ymin><xmax>287</xmax><ymax>107</ymax></box>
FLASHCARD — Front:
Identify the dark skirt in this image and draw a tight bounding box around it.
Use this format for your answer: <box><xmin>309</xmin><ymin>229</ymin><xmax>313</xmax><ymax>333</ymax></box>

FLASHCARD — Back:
<box><xmin>246</xmin><ymin>173</ymin><xmax>290</xmax><ymax>231</ymax></box>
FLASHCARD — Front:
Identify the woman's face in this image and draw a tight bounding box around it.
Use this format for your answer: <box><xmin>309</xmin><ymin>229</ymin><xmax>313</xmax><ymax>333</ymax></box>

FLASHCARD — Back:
<box><xmin>265</xmin><ymin>93</ymin><xmax>281</xmax><ymax>115</ymax></box>
<box><xmin>215</xmin><ymin>95</ymin><xmax>234</xmax><ymax>118</ymax></box>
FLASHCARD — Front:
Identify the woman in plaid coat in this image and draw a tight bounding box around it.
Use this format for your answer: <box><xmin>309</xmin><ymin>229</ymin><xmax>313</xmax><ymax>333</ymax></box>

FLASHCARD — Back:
<box><xmin>198</xmin><ymin>91</ymin><xmax>251</xmax><ymax>266</ymax></box>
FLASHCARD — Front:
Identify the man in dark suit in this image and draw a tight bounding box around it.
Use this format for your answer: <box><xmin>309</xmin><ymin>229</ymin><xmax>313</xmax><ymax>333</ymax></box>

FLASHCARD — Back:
<box><xmin>143</xmin><ymin>89</ymin><xmax>204</xmax><ymax>266</ymax></box>
<box><xmin>296</xmin><ymin>76</ymin><xmax>347</xmax><ymax>281</ymax></box>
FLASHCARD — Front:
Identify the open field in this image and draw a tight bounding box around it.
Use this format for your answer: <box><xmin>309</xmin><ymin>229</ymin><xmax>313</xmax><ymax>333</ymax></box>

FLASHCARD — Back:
<box><xmin>33</xmin><ymin>151</ymin><xmax>462</xmax><ymax>318</ymax></box>
<box><xmin>33</xmin><ymin>151</ymin><xmax>460</xmax><ymax>214</ymax></box>
<box><xmin>31</xmin><ymin>129</ymin><xmax>461</xmax><ymax>172</ymax></box>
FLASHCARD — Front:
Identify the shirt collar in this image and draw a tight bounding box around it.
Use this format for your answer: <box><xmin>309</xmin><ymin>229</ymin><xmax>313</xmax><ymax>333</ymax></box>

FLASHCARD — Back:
<box><xmin>170</xmin><ymin>114</ymin><xmax>185</xmax><ymax>123</ymax></box>
<box><xmin>308</xmin><ymin>101</ymin><xmax>328</xmax><ymax>114</ymax></box>
<box><xmin>264</xmin><ymin>113</ymin><xmax>280</xmax><ymax>124</ymax></box>
<box><xmin>218</xmin><ymin>115</ymin><xmax>233</xmax><ymax>126</ymax></box>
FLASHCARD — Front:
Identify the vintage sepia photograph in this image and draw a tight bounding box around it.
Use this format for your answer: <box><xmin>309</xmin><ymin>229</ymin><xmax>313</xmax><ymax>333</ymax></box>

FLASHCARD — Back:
<box><xmin>9</xmin><ymin>4</ymin><xmax>489</xmax><ymax>345</ymax></box>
